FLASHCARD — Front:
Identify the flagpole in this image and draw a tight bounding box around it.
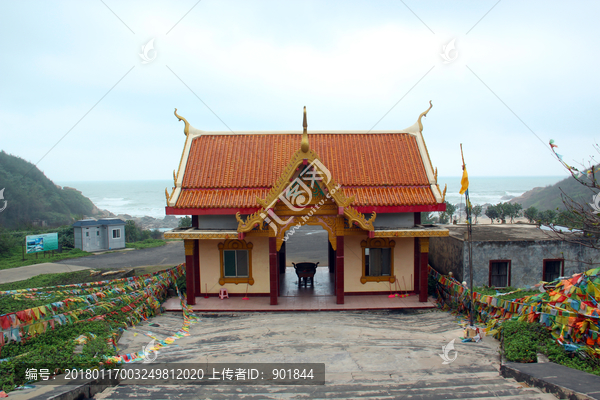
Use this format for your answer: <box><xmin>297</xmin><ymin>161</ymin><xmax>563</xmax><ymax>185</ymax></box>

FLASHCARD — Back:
<box><xmin>460</xmin><ymin>144</ymin><xmax>474</xmax><ymax>327</ymax></box>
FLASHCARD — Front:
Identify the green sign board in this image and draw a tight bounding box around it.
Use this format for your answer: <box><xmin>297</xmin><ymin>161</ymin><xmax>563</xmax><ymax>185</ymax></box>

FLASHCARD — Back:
<box><xmin>26</xmin><ymin>233</ymin><xmax>59</xmax><ymax>254</ymax></box>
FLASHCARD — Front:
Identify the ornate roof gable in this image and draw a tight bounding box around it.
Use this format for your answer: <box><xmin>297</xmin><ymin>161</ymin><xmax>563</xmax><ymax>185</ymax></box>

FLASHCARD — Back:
<box><xmin>236</xmin><ymin>107</ymin><xmax>376</xmax><ymax>233</ymax></box>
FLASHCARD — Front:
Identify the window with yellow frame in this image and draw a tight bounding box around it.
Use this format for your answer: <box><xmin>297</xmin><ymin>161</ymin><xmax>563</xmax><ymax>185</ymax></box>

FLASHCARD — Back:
<box><xmin>360</xmin><ymin>238</ymin><xmax>396</xmax><ymax>284</ymax></box>
<box><xmin>218</xmin><ymin>239</ymin><xmax>254</xmax><ymax>285</ymax></box>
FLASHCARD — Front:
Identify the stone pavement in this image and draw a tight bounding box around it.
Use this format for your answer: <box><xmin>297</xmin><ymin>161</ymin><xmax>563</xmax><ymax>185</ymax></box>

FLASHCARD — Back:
<box><xmin>502</xmin><ymin>361</ymin><xmax>600</xmax><ymax>399</ymax></box>
<box><xmin>91</xmin><ymin>310</ymin><xmax>555</xmax><ymax>399</ymax></box>
<box><xmin>0</xmin><ymin>262</ymin><xmax>89</xmax><ymax>283</ymax></box>
<box><xmin>57</xmin><ymin>241</ymin><xmax>184</xmax><ymax>270</ymax></box>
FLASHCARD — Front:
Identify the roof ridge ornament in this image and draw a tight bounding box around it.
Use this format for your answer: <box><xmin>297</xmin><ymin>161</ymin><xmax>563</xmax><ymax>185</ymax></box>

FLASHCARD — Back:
<box><xmin>174</xmin><ymin>108</ymin><xmax>190</xmax><ymax>136</ymax></box>
<box><xmin>301</xmin><ymin>106</ymin><xmax>309</xmax><ymax>153</ymax></box>
<box><xmin>417</xmin><ymin>100</ymin><xmax>433</xmax><ymax>133</ymax></box>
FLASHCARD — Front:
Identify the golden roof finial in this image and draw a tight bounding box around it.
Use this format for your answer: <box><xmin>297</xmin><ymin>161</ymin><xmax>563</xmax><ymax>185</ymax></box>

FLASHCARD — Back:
<box><xmin>417</xmin><ymin>100</ymin><xmax>433</xmax><ymax>132</ymax></box>
<box><xmin>174</xmin><ymin>108</ymin><xmax>190</xmax><ymax>136</ymax></box>
<box><xmin>300</xmin><ymin>106</ymin><xmax>309</xmax><ymax>153</ymax></box>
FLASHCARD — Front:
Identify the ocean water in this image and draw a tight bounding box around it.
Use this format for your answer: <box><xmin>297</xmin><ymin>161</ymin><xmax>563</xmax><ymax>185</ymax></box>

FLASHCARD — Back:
<box><xmin>58</xmin><ymin>176</ymin><xmax>566</xmax><ymax>219</ymax></box>
<box><xmin>58</xmin><ymin>180</ymin><xmax>172</xmax><ymax>219</ymax></box>
<box><xmin>440</xmin><ymin>176</ymin><xmax>564</xmax><ymax>207</ymax></box>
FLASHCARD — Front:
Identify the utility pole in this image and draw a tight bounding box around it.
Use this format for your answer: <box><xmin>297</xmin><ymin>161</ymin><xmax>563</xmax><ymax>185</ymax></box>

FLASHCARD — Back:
<box><xmin>460</xmin><ymin>144</ymin><xmax>474</xmax><ymax>327</ymax></box>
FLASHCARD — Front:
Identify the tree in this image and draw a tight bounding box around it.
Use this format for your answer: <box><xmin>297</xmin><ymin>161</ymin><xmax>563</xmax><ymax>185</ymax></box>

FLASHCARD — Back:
<box><xmin>556</xmin><ymin>209</ymin><xmax>582</xmax><ymax>228</ymax></box>
<box><xmin>439</xmin><ymin>202</ymin><xmax>456</xmax><ymax>224</ymax></box>
<box><xmin>472</xmin><ymin>204</ymin><xmax>483</xmax><ymax>224</ymax></box>
<box><xmin>541</xmin><ymin>140</ymin><xmax>600</xmax><ymax>250</ymax></box>
<box><xmin>506</xmin><ymin>203</ymin><xmax>523</xmax><ymax>223</ymax></box>
<box><xmin>537</xmin><ymin>209</ymin><xmax>557</xmax><ymax>225</ymax></box>
<box><xmin>178</xmin><ymin>216</ymin><xmax>191</xmax><ymax>228</ymax></box>
<box><xmin>421</xmin><ymin>212</ymin><xmax>436</xmax><ymax>224</ymax></box>
<box><xmin>524</xmin><ymin>206</ymin><xmax>539</xmax><ymax>223</ymax></box>
<box><xmin>125</xmin><ymin>220</ymin><xmax>141</xmax><ymax>242</ymax></box>
<box><xmin>485</xmin><ymin>205</ymin><xmax>499</xmax><ymax>224</ymax></box>
<box><xmin>0</xmin><ymin>227</ymin><xmax>18</xmax><ymax>255</ymax></box>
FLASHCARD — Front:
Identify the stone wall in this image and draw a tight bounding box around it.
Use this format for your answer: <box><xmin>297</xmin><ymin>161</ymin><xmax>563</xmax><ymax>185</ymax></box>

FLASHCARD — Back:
<box><xmin>429</xmin><ymin>236</ymin><xmax>464</xmax><ymax>282</ymax></box>
<box><xmin>463</xmin><ymin>240</ymin><xmax>598</xmax><ymax>288</ymax></box>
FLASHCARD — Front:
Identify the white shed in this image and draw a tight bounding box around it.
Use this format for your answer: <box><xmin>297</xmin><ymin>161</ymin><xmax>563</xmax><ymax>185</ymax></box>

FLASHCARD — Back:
<box><xmin>73</xmin><ymin>218</ymin><xmax>126</xmax><ymax>252</ymax></box>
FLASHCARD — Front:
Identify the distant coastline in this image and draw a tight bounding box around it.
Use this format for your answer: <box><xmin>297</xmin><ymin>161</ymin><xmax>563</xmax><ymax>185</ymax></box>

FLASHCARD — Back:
<box><xmin>58</xmin><ymin>180</ymin><xmax>180</xmax><ymax>230</ymax></box>
<box><xmin>58</xmin><ymin>176</ymin><xmax>567</xmax><ymax>230</ymax></box>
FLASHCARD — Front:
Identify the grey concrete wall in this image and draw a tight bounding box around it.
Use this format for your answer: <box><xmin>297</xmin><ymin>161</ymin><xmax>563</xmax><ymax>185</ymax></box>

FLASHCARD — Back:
<box><xmin>429</xmin><ymin>236</ymin><xmax>464</xmax><ymax>282</ymax></box>
<box><xmin>74</xmin><ymin>227</ymin><xmax>82</xmax><ymax>250</ymax></box>
<box><xmin>198</xmin><ymin>215</ymin><xmax>242</xmax><ymax>230</ymax></box>
<box><xmin>108</xmin><ymin>226</ymin><xmax>126</xmax><ymax>249</ymax></box>
<box><xmin>373</xmin><ymin>213</ymin><xmax>413</xmax><ymax>229</ymax></box>
<box><xmin>83</xmin><ymin>226</ymin><xmax>103</xmax><ymax>252</ymax></box>
<box><xmin>462</xmin><ymin>240</ymin><xmax>599</xmax><ymax>288</ymax></box>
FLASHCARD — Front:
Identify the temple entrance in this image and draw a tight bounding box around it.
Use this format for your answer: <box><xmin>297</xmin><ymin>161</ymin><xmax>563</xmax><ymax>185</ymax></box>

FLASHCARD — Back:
<box><xmin>279</xmin><ymin>224</ymin><xmax>335</xmax><ymax>297</ymax></box>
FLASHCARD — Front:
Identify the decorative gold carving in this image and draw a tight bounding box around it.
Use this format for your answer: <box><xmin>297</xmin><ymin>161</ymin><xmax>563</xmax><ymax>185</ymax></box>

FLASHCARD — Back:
<box><xmin>245</xmin><ymin>229</ymin><xmax>271</xmax><ymax>237</ymax></box>
<box><xmin>273</xmin><ymin>203</ymin><xmax>338</xmax><ymax>216</ymax></box>
<box><xmin>417</xmin><ymin>100</ymin><xmax>433</xmax><ymax>133</ymax></box>
<box><xmin>373</xmin><ymin>229</ymin><xmax>449</xmax><ymax>238</ymax></box>
<box><xmin>164</xmin><ymin>231</ymin><xmax>237</xmax><ymax>240</ymax></box>
<box><xmin>442</xmin><ymin>184</ymin><xmax>447</xmax><ymax>203</ymax></box>
<box><xmin>301</xmin><ymin>106</ymin><xmax>309</xmax><ymax>153</ymax></box>
<box><xmin>218</xmin><ymin>239</ymin><xmax>254</xmax><ymax>285</ymax></box>
<box><xmin>344</xmin><ymin>206</ymin><xmax>376</xmax><ymax>231</ymax></box>
<box><xmin>173</xmin><ymin>170</ymin><xmax>177</xmax><ymax>186</ymax></box>
<box><xmin>183</xmin><ymin>239</ymin><xmax>195</xmax><ymax>256</ymax></box>
<box><xmin>419</xmin><ymin>237</ymin><xmax>430</xmax><ymax>253</ymax></box>
<box><xmin>360</xmin><ymin>238</ymin><xmax>396</xmax><ymax>284</ymax></box>
<box><xmin>236</xmin><ymin>210</ymin><xmax>267</xmax><ymax>233</ymax></box>
<box><xmin>174</xmin><ymin>108</ymin><xmax>190</xmax><ymax>136</ymax></box>
<box><xmin>274</xmin><ymin>215</ymin><xmax>338</xmax><ymax>251</ymax></box>
<box><xmin>434</xmin><ymin>167</ymin><xmax>438</xmax><ymax>183</ymax></box>
<box><xmin>165</xmin><ymin>188</ymin><xmax>171</xmax><ymax>203</ymax></box>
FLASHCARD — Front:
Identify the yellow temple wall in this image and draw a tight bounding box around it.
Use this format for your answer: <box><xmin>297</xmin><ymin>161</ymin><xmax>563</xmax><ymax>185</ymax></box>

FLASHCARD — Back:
<box><xmin>198</xmin><ymin>237</ymin><xmax>270</xmax><ymax>294</ymax></box>
<box><xmin>343</xmin><ymin>235</ymin><xmax>415</xmax><ymax>292</ymax></box>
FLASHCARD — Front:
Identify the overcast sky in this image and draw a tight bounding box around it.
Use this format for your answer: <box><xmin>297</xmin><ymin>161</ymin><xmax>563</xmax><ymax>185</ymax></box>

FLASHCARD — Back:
<box><xmin>1</xmin><ymin>1</ymin><xmax>598</xmax><ymax>181</ymax></box>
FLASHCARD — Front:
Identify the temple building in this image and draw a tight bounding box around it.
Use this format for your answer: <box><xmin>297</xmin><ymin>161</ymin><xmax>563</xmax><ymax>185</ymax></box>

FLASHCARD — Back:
<box><xmin>164</xmin><ymin>103</ymin><xmax>448</xmax><ymax>306</ymax></box>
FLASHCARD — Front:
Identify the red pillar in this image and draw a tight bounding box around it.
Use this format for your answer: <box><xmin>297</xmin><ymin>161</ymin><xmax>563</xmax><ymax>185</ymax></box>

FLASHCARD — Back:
<box><xmin>184</xmin><ymin>239</ymin><xmax>196</xmax><ymax>305</ymax></box>
<box><xmin>414</xmin><ymin>238</ymin><xmax>420</xmax><ymax>295</ymax></box>
<box><xmin>419</xmin><ymin>238</ymin><xmax>429</xmax><ymax>303</ymax></box>
<box><xmin>336</xmin><ymin>236</ymin><xmax>344</xmax><ymax>304</ymax></box>
<box><xmin>269</xmin><ymin>237</ymin><xmax>278</xmax><ymax>305</ymax></box>
<box><xmin>192</xmin><ymin>216</ymin><xmax>201</xmax><ymax>296</ymax></box>
<box><xmin>194</xmin><ymin>240</ymin><xmax>201</xmax><ymax>296</ymax></box>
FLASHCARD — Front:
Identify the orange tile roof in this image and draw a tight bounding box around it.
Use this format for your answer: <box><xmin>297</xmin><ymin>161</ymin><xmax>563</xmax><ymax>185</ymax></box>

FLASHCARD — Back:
<box><xmin>177</xmin><ymin>188</ymin><xmax>270</xmax><ymax>209</ymax></box>
<box><xmin>174</xmin><ymin>133</ymin><xmax>438</xmax><ymax>209</ymax></box>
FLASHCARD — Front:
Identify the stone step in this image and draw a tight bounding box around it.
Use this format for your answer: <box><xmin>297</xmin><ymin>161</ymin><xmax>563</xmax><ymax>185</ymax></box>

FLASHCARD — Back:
<box><xmin>97</xmin><ymin>377</ymin><xmax>554</xmax><ymax>399</ymax></box>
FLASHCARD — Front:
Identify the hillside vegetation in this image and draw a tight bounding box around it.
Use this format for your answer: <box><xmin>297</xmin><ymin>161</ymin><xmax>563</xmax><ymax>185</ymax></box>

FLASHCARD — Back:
<box><xmin>0</xmin><ymin>151</ymin><xmax>98</xmax><ymax>228</ymax></box>
<box><xmin>510</xmin><ymin>173</ymin><xmax>599</xmax><ymax>211</ymax></box>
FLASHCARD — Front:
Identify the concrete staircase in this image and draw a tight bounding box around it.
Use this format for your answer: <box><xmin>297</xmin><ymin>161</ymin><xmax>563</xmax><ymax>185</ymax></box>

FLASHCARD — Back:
<box><xmin>95</xmin><ymin>365</ymin><xmax>555</xmax><ymax>399</ymax></box>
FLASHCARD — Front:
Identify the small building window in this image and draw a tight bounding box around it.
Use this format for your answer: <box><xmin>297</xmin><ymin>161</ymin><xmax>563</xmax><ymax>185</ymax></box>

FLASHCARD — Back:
<box><xmin>218</xmin><ymin>239</ymin><xmax>254</xmax><ymax>285</ymax></box>
<box><xmin>96</xmin><ymin>231</ymin><xmax>100</xmax><ymax>236</ymax></box>
<box><xmin>543</xmin><ymin>259</ymin><xmax>564</xmax><ymax>282</ymax></box>
<box><xmin>86</xmin><ymin>232</ymin><xmax>89</xmax><ymax>237</ymax></box>
<box><xmin>112</xmin><ymin>229</ymin><xmax>121</xmax><ymax>239</ymax></box>
<box><xmin>360</xmin><ymin>238</ymin><xmax>396</xmax><ymax>284</ymax></box>
<box><xmin>489</xmin><ymin>260</ymin><xmax>511</xmax><ymax>288</ymax></box>
<box><xmin>224</xmin><ymin>250</ymin><xmax>249</xmax><ymax>277</ymax></box>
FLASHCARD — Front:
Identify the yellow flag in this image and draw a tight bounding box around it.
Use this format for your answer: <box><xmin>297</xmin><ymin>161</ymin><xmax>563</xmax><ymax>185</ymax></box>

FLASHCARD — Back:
<box><xmin>459</xmin><ymin>166</ymin><xmax>469</xmax><ymax>195</ymax></box>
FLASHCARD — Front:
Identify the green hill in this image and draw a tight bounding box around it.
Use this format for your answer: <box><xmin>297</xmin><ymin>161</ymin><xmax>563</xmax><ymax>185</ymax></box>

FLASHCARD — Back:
<box><xmin>0</xmin><ymin>151</ymin><xmax>98</xmax><ymax>228</ymax></box>
<box><xmin>511</xmin><ymin>173</ymin><xmax>599</xmax><ymax>211</ymax></box>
